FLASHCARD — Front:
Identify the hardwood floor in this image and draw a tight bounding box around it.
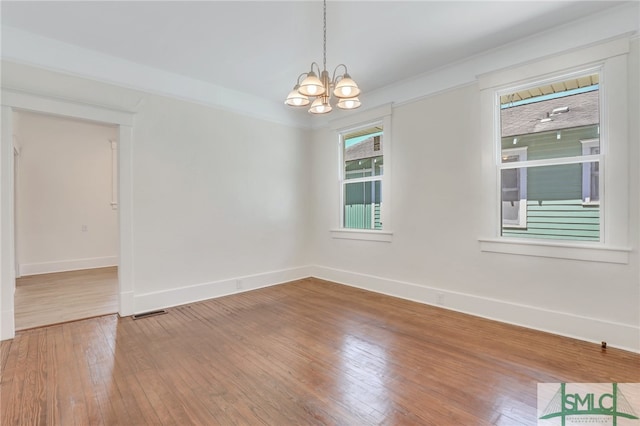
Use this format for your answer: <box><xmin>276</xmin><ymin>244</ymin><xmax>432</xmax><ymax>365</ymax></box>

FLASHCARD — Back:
<box><xmin>2</xmin><ymin>277</ymin><xmax>638</xmax><ymax>425</ymax></box>
<box><xmin>14</xmin><ymin>267</ymin><xmax>118</xmax><ymax>330</ymax></box>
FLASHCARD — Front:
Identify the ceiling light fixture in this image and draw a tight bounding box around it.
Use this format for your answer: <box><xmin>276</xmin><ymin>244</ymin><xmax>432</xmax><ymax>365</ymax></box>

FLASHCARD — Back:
<box><xmin>284</xmin><ymin>0</ymin><xmax>361</xmax><ymax>114</ymax></box>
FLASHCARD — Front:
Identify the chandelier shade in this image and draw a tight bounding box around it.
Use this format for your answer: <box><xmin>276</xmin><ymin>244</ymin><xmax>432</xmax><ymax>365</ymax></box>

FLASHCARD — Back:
<box><xmin>284</xmin><ymin>0</ymin><xmax>361</xmax><ymax>115</ymax></box>
<box><xmin>285</xmin><ymin>85</ymin><xmax>310</xmax><ymax>107</ymax></box>
<box><xmin>299</xmin><ymin>72</ymin><xmax>325</xmax><ymax>96</ymax></box>
<box><xmin>336</xmin><ymin>97</ymin><xmax>361</xmax><ymax>110</ymax></box>
<box><xmin>334</xmin><ymin>74</ymin><xmax>360</xmax><ymax>98</ymax></box>
<box><xmin>309</xmin><ymin>96</ymin><xmax>333</xmax><ymax>114</ymax></box>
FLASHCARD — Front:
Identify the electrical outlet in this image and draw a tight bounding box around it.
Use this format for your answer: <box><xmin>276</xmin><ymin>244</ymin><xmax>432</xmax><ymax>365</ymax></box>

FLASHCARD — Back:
<box><xmin>235</xmin><ymin>279</ymin><xmax>242</xmax><ymax>290</ymax></box>
<box><xmin>81</xmin><ymin>225</ymin><xmax>88</xmax><ymax>232</ymax></box>
<box><xmin>436</xmin><ymin>293</ymin><xmax>445</xmax><ymax>305</ymax></box>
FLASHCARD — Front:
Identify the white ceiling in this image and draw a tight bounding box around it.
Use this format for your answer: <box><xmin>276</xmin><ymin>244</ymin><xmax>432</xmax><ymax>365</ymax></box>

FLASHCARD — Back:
<box><xmin>0</xmin><ymin>1</ymin><xmax>630</xmax><ymax>118</ymax></box>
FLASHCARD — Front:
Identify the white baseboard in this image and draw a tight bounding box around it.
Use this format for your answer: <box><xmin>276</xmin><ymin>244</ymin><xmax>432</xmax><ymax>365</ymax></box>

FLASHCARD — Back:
<box><xmin>8</xmin><ymin>261</ymin><xmax>635</xmax><ymax>353</ymax></box>
<box><xmin>1</xmin><ymin>309</ymin><xmax>15</xmax><ymax>341</ymax></box>
<box><xmin>19</xmin><ymin>256</ymin><xmax>118</xmax><ymax>276</ymax></box>
<box><xmin>310</xmin><ymin>265</ymin><xmax>640</xmax><ymax>353</ymax></box>
<box><xmin>133</xmin><ymin>266</ymin><xmax>313</xmax><ymax>314</ymax></box>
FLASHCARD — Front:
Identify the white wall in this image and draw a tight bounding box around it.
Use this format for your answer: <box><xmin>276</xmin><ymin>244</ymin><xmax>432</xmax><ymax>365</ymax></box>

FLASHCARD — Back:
<box><xmin>129</xmin><ymin>93</ymin><xmax>312</xmax><ymax>310</ymax></box>
<box><xmin>309</xmin><ymin>39</ymin><xmax>640</xmax><ymax>352</ymax></box>
<box><xmin>14</xmin><ymin>110</ymin><xmax>118</xmax><ymax>275</ymax></box>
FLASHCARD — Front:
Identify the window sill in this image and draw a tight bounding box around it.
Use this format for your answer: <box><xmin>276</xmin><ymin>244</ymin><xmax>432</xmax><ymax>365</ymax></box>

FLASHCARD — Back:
<box><xmin>330</xmin><ymin>229</ymin><xmax>393</xmax><ymax>242</ymax></box>
<box><xmin>479</xmin><ymin>238</ymin><xmax>630</xmax><ymax>264</ymax></box>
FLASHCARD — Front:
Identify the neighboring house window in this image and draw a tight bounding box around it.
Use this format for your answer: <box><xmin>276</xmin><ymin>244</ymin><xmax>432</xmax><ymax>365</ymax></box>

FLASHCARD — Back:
<box><xmin>341</xmin><ymin>126</ymin><xmax>384</xmax><ymax>230</ymax></box>
<box><xmin>501</xmin><ymin>147</ymin><xmax>527</xmax><ymax>228</ymax></box>
<box><xmin>580</xmin><ymin>138</ymin><xmax>600</xmax><ymax>204</ymax></box>
<box><xmin>498</xmin><ymin>73</ymin><xmax>601</xmax><ymax>242</ymax></box>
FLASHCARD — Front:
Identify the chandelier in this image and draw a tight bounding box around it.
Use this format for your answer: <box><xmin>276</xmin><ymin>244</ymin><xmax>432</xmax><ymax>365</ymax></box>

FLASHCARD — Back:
<box><xmin>284</xmin><ymin>0</ymin><xmax>361</xmax><ymax>114</ymax></box>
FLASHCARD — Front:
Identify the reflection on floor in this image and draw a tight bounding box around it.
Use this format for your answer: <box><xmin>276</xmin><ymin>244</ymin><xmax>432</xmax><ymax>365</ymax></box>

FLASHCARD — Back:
<box><xmin>15</xmin><ymin>266</ymin><xmax>118</xmax><ymax>330</ymax></box>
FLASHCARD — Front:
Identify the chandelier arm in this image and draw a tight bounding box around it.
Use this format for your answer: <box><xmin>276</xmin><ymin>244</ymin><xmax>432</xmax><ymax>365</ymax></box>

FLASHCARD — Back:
<box><xmin>331</xmin><ymin>64</ymin><xmax>349</xmax><ymax>84</ymax></box>
<box><xmin>295</xmin><ymin>72</ymin><xmax>309</xmax><ymax>86</ymax></box>
<box><xmin>309</xmin><ymin>62</ymin><xmax>322</xmax><ymax>76</ymax></box>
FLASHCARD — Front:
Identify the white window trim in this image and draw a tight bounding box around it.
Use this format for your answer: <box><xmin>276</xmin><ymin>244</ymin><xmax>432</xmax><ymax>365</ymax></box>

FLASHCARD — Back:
<box><xmin>477</xmin><ymin>38</ymin><xmax>631</xmax><ymax>263</ymax></box>
<box><xmin>580</xmin><ymin>138</ymin><xmax>600</xmax><ymax>205</ymax></box>
<box><xmin>329</xmin><ymin>104</ymin><xmax>393</xmax><ymax>242</ymax></box>
<box><xmin>478</xmin><ymin>238</ymin><xmax>629</xmax><ymax>264</ymax></box>
<box><xmin>500</xmin><ymin>147</ymin><xmax>527</xmax><ymax>229</ymax></box>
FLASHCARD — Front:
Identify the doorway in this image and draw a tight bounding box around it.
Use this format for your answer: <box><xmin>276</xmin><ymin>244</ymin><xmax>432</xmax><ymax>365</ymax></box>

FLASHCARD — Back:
<box><xmin>1</xmin><ymin>90</ymin><xmax>135</xmax><ymax>340</ymax></box>
<box><xmin>13</xmin><ymin>111</ymin><xmax>119</xmax><ymax>330</ymax></box>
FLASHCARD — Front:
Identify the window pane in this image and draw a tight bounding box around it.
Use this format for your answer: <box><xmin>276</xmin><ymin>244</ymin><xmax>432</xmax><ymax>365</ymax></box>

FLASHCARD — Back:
<box><xmin>501</xmin><ymin>75</ymin><xmax>599</xmax><ymax>162</ymax></box>
<box><xmin>345</xmin><ymin>156</ymin><xmax>383</xmax><ymax>180</ymax></box>
<box><xmin>501</xmin><ymin>164</ymin><xmax>600</xmax><ymax>241</ymax></box>
<box><xmin>344</xmin><ymin>127</ymin><xmax>383</xmax><ymax>179</ymax></box>
<box><xmin>344</xmin><ymin>180</ymin><xmax>382</xmax><ymax>230</ymax></box>
<box><xmin>501</xmin><ymin>125</ymin><xmax>599</xmax><ymax>162</ymax></box>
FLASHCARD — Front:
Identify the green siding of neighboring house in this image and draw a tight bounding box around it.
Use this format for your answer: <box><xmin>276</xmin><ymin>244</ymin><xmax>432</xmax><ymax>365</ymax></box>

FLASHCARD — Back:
<box><xmin>344</xmin><ymin>204</ymin><xmax>382</xmax><ymax>230</ymax></box>
<box><xmin>528</xmin><ymin>164</ymin><xmax>581</xmax><ymax>201</ymax></box>
<box><xmin>503</xmin><ymin>200</ymin><xmax>599</xmax><ymax>241</ymax></box>
<box><xmin>501</xmin><ymin>125</ymin><xmax>600</xmax><ymax>241</ymax></box>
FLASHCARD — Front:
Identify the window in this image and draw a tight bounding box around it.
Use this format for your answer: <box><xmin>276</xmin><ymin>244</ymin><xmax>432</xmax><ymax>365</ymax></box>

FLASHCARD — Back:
<box><xmin>330</xmin><ymin>104</ymin><xmax>392</xmax><ymax>242</ymax></box>
<box><xmin>498</xmin><ymin>73</ymin><xmax>601</xmax><ymax>242</ymax></box>
<box><xmin>478</xmin><ymin>38</ymin><xmax>631</xmax><ymax>263</ymax></box>
<box><xmin>342</xmin><ymin>126</ymin><xmax>383</xmax><ymax>230</ymax></box>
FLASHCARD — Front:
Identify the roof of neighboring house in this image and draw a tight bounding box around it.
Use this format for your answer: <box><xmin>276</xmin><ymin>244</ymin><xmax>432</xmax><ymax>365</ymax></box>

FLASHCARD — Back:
<box><xmin>345</xmin><ymin>136</ymin><xmax>382</xmax><ymax>161</ymax></box>
<box><xmin>501</xmin><ymin>90</ymin><xmax>599</xmax><ymax>138</ymax></box>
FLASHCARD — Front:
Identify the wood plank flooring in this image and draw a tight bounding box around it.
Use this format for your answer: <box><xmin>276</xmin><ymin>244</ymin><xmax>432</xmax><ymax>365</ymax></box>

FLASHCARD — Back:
<box><xmin>14</xmin><ymin>267</ymin><xmax>118</xmax><ymax>330</ymax></box>
<box><xmin>2</xmin><ymin>277</ymin><xmax>638</xmax><ymax>425</ymax></box>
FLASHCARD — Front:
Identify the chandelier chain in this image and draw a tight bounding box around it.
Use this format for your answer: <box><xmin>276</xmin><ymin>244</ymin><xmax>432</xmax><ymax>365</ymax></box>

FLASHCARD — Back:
<box><xmin>323</xmin><ymin>0</ymin><xmax>327</xmax><ymax>72</ymax></box>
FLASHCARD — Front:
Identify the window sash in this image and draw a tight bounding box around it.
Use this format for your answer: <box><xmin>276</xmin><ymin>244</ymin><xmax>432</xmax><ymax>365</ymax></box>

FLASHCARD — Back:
<box><xmin>343</xmin><ymin>179</ymin><xmax>382</xmax><ymax>230</ymax></box>
<box><xmin>498</xmin><ymin>154</ymin><xmax>600</xmax><ymax>170</ymax></box>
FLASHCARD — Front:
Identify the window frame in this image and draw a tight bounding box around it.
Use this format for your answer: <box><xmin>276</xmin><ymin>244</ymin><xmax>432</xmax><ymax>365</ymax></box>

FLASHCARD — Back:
<box><xmin>478</xmin><ymin>38</ymin><xmax>631</xmax><ymax>264</ymax></box>
<box><xmin>330</xmin><ymin>104</ymin><xmax>393</xmax><ymax>242</ymax></box>
<box><xmin>340</xmin><ymin>125</ymin><xmax>384</xmax><ymax>231</ymax></box>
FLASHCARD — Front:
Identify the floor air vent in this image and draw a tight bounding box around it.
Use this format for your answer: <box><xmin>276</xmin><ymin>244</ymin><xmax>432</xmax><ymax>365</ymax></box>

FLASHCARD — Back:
<box><xmin>132</xmin><ymin>310</ymin><xmax>168</xmax><ymax>320</ymax></box>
